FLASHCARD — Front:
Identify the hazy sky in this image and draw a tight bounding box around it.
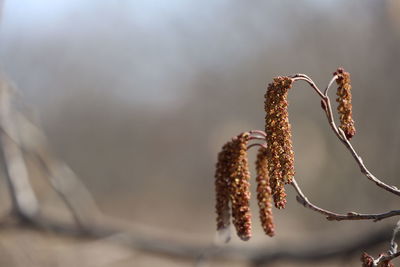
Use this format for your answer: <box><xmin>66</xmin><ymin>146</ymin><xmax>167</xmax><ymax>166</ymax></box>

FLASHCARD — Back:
<box><xmin>0</xmin><ymin>0</ymin><xmax>374</xmax><ymax>110</ymax></box>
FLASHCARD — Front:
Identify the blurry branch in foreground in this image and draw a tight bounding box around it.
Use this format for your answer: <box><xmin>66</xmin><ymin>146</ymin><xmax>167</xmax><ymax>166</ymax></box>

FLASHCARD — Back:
<box><xmin>0</xmin><ymin>74</ymin><xmax>396</xmax><ymax>266</ymax></box>
<box><xmin>214</xmin><ymin>69</ymin><xmax>400</xmax><ymax>266</ymax></box>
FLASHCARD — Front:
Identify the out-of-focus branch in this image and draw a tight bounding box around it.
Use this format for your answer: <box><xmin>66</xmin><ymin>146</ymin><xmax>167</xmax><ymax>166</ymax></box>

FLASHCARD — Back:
<box><xmin>0</xmin><ymin>76</ymin><xmax>101</xmax><ymax>229</ymax></box>
<box><xmin>0</xmin><ymin>213</ymin><xmax>393</xmax><ymax>266</ymax></box>
<box><xmin>0</xmin><ymin>77</ymin><xmax>39</xmax><ymax>219</ymax></box>
<box><xmin>15</xmin><ymin>112</ymin><xmax>102</xmax><ymax>228</ymax></box>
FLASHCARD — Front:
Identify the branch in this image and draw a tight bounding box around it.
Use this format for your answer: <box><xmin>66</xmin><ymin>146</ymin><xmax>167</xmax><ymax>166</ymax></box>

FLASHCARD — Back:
<box><xmin>0</xmin><ymin>211</ymin><xmax>393</xmax><ymax>266</ymax></box>
<box><xmin>291</xmin><ymin>75</ymin><xmax>400</xmax><ymax>197</ymax></box>
<box><xmin>285</xmin><ymin>74</ymin><xmax>400</xmax><ymax>224</ymax></box>
<box><xmin>249</xmin><ymin>226</ymin><xmax>393</xmax><ymax>266</ymax></box>
<box><xmin>291</xmin><ymin>179</ymin><xmax>400</xmax><ymax>222</ymax></box>
<box><xmin>0</xmin><ymin>76</ymin><xmax>39</xmax><ymax>219</ymax></box>
<box><xmin>0</xmin><ymin>76</ymin><xmax>102</xmax><ymax>229</ymax></box>
<box><xmin>370</xmin><ymin>220</ymin><xmax>400</xmax><ymax>265</ymax></box>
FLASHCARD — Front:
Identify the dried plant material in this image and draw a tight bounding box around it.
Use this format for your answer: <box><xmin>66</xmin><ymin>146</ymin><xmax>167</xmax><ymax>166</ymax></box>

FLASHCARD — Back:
<box><xmin>335</xmin><ymin>67</ymin><xmax>356</xmax><ymax>139</ymax></box>
<box><xmin>361</xmin><ymin>252</ymin><xmax>374</xmax><ymax>267</ymax></box>
<box><xmin>361</xmin><ymin>252</ymin><xmax>395</xmax><ymax>267</ymax></box>
<box><xmin>211</xmin><ymin>68</ymin><xmax>400</xmax><ymax>265</ymax></box>
<box><xmin>264</xmin><ymin>76</ymin><xmax>294</xmax><ymax>209</ymax></box>
<box><xmin>255</xmin><ymin>147</ymin><xmax>275</xmax><ymax>237</ymax></box>
<box><xmin>228</xmin><ymin>132</ymin><xmax>252</xmax><ymax>241</ymax></box>
<box><xmin>214</xmin><ymin>132</ymin><xmax>252</xmax><ymax>241</ymax></box>
<box><xmin>215</xmin><ymin>141</ymin><xmax>232</xmax><ymax>235</ymax></box>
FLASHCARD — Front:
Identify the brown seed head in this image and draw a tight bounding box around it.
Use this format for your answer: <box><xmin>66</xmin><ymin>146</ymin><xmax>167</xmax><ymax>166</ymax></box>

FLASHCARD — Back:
<box><xmin>255</xmin><ymin>147</ymin><xmax>275</xmax><ymax>237</ymax></box>
<box><xmin>215</xmin><ymin>132</ymin><xmax>252</xmax><ymax>241</ymax></box>
<box><xmin>335</xmin><ymin>68</ymin><xmax>356</xmax><ymax>139</ymax></box>
<box><xmin>264</xmin><ymin>76</ymin><xmax>294</xmax><ymax>209</ymax></box>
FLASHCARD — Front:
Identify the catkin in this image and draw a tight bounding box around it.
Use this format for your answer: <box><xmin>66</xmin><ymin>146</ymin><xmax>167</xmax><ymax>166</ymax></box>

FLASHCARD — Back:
<box><xmin>265</xmin><ymin>76</ymin><xmax>294</xmax><ymax>209</ymax></box>
<box><xmin>215</xmin><ymin>142</ymin><xmax>232</xmax><ymax>232</ymax></box>
<box><xmin>255</xmin><ymin>147</ymin><xmax>275</xmax><ymax>237</ymax></box>
<box><xmin>335</xmin><ymin>68</ymin><xmax>356</xmax><ymax>139</ymax></box>
<box><xmin>215</xmin><ymin>132</ymin><xmax>252</xmax><ymax>241</ymax></box>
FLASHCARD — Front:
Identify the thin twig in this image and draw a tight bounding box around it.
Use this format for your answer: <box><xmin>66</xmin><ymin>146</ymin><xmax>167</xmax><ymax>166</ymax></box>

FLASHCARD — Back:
<box><xmin>247</xmin><ymin>143</ymin><xmax>267</xmax><ymax>150</ymax></box>
<box><xmin>389</xmin><ymin>220</ymin><xmax>400</xmax><ymax>254</ymax></box>
<box><xmin>324</xmin><ymin>75</ymin><xmax>338</xmax><ymax>96</ymax></box>
<box><xmin>249</xmin><ymin>130</ymin><xmax>267</xmax><ymax>137</ymax></box>
<box><xmin>249</xmin><ymin>136</ymin><xmax>267</xmax><ymax>141</ymax></box>
<box><xmin>374</xmin><ymin>251</ymin><xmax>400</xmax><ymax>266</ymax></box>
<box><xmin>290</xmin><ymin>75</ymin><xmax>325</xmax><ymax>98</ymax></box>
<box><xmin>291</xmin><ymin>179</ymin><xmax>400</xmax><ymax>222</ymax></box>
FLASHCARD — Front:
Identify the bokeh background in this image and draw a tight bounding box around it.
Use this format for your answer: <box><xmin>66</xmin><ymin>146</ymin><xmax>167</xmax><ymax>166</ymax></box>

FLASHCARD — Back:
<box><xmin>0</xmin><ymin>0</ymin><xmax>400</xmax><ymax>266</ymax></box>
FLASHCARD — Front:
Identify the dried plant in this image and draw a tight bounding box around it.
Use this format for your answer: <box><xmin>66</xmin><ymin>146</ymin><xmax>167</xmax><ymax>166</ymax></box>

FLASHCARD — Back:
<box><xmin>335</xmin><ymin>67</ymin><xmax>356</xmax><ymax>139</ymax></box>
<box><xmin>255</xmin><ymin>147</ymin><xmax>275</xmax><ymax>237</ymax></box>
<box><xmin>264</xmin><ymin>76</ymin><xmax>294</xmax><ymax>209</ymax></box>
<box><xmin>214</xmin><ymin>67</ymin><xmax>400</xmax><ymax>266</ymax></box>
<box><xmin>215</xmin><ymin>132</ymin><xmax>252</xmax><ymax>241</ymax></box>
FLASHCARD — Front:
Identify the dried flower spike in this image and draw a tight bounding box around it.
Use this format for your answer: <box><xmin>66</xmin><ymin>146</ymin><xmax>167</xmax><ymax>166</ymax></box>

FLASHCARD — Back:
<box><xmin>228</xmin><ymin>132</ymin><xmax>252</xmax><ymax>241</ymax></box>
<box><xmin>264</xmin><ymin>76</ymin><xmax>294</xmax><ymax>209</ymax></box>
<box><xmin>335</xmin><ymin>67</ymin><xmax>356</xmax><ymax>139</ymax></box>
<box><xmin>255</xmin><ymin>147</ymin><xmax>275</xmax><ymax>237</ymax></box>
<box><xmin>215</xmin><ymin>142</ymin><xmax>232</xmax><ymax>233</ymax></box>
<box><xmin>214</xmin><ymin>132</ymin><xmax>252</xmax><ymax>241</ymax></box>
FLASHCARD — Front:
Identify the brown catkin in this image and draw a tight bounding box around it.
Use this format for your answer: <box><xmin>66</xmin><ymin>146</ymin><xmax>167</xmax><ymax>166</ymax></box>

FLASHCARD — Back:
<box><xmin>215</xmin><ymin>132</ymin><xmax>252</xmax><ymax>241</ymax></box>
<box><xmin>255</xmin><ymin>147</ymin><xmax>275</xmax><ymax>237</ymax></box>
<box><xmin>264</xmin><ymin>76</ymin><xmax>294</xmax><ymax>209</ymax></box>
<box><xmin>215</xmin><ymin>142</ymin><xmax>232</xmax><ymax>231</ymax></box>
<box><xmin>228</xmin><ymin>132</ymin><xmax>252</xmax><ymax>241</ymax></box>
<box><xmin>335</xmin><ymin>68</ymin><xmax>356</xmax><ymax>139</ymax></box>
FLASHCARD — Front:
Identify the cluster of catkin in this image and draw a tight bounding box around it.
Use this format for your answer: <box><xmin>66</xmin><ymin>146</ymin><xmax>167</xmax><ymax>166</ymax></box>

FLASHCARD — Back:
<box><xmin>214</xmin><ymin>77</ymin><xmax>294</xmax><ymax>240</ymax></box>
<box><xmin>214</xmin><ymin>132</ymin><xmax>277</xmax><ymax>240</ymax></box>
<box><xmin>215</xmin><ymin>68</ymin><xmax>356</xmax><ymax>241</ymax></box>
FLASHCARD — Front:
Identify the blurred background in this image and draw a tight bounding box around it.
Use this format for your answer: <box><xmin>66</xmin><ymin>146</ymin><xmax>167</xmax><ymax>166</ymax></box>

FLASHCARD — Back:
<box><xmin>0</xmin><ymin>0</ymin><xmax>400</xmax><ymax>266</ymax></box>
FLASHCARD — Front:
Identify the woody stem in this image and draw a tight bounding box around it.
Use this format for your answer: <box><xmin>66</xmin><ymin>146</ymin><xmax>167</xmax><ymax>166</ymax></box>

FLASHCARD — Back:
<box><xmin>292</xmin><ymin>74</ymin><xmax>400</xmax><ymax>197</ymax></box>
